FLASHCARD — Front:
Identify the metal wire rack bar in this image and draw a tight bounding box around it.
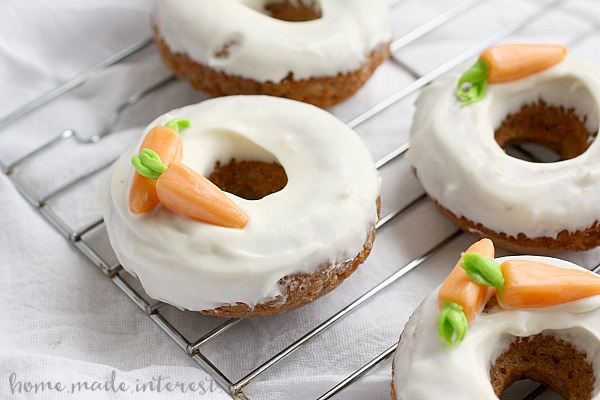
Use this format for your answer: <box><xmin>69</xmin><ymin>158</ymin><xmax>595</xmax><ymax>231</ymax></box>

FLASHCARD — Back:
<box><xmin>187</xmin><ymin>319</ymin><xmax>243</xmax><ymax>355</ymax></box>
<box><xmin>389</xmin><ymin>0</ymin><xmax>488</xmax><ymax>53</ymax></box>
<box><xmin>0</xmin><ymin>37</ymin><xmax>153</xmax><ymax>130</ymax></box>
<box><xmin>230</xmin><ymin>225</ymin><xmax>461</xmax><ymax>395</ymax></box>
<box><xmin>2</xmin><ymin>0</ymin><xmax>596</xmax><ymax>399</ymax></box>
<box><xmin>316</xmin><ymin>344</ymin><xmax>398</xmax><ymax>400</ymax></box>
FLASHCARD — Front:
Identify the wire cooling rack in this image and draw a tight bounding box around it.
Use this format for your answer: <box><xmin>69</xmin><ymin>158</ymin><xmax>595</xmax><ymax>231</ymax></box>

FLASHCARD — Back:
<box><xmin>3</xmin><ymin>0</ymin><xmax>600</xmax><ymax>399</ymax></box>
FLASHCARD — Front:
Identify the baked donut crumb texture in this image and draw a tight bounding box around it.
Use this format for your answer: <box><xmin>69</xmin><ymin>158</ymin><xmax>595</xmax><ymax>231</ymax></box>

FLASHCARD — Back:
<box><xmin>203</xmin><ymin>219</ymin><xmax>377</xmax><ymax>318</ymax></box>
<box><xmin>208</xmin><ymin>159</ymin><xmax>288</xmax><ymax>201</ymax></box>
<box><xmin>495</xmin><ymin>101</ymin><xmax>595</xmax><ymax>162</ymax></box>
<box><xmin>491</xmin><ymin>334</ymin><xmax>594</xmax><ymax>399</ymax></box>
<box><xmin>432</xmin><ymin>199</ymin><xmax>600</xmax><ymax>253</ymax></box>
<box><xmin>152</xmin><ymin>24</ymin><xmax>391</xmax><ymax>109</ymax></box>
<box><xmin>264</xmin><ymin>0</ymin><xmax>322</xmax><ymax>22</ymax></box>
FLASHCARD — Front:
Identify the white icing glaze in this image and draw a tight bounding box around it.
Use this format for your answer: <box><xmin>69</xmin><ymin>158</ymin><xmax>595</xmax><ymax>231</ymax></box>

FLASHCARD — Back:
<box><xmin>99</xmin><ymin>96</ymin><xmax>380</xmax><ymax>311</ymax></box>
<box><xmin>153</xmin><ymin>0</ymin><xmax>392</xmax><ymax>82</ymax></box>
<box><xmin>408</xmin><ymin>57</ymin><xmax>600</xmax><ymax>238</ymax></box>
<box><xmin>392</xmin><ymin>256</ymin><xmax>600</xmax><ymax>399</ymax></box>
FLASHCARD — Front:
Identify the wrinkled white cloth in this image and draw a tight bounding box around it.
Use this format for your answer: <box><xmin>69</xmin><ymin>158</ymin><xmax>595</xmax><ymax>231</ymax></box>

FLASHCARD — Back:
<box><xmin>2</xmin><ymin>0</ymin><xmax>600</xmax><ymax>399</ymax></box>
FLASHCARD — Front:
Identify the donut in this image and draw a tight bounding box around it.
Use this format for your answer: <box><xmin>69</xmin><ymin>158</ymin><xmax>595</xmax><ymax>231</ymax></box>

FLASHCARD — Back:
<box><xmin>99</xmin><ymin>95</ymin><xmax>380</xmax><ymax>318</ymax></box>
<box><xmin>152</xmin><ymin>0</ymin><xmax>392</xmax><ymax>108</ymax></box>
<box><xmin>391</xmin><ymin>239</ymin><xmax>600</xmax><ymax>399</ymax></box>
<box><xmin>408</xmin><ymin>44</ymin><xmax>600</xmax><ymax>252</ymax></box>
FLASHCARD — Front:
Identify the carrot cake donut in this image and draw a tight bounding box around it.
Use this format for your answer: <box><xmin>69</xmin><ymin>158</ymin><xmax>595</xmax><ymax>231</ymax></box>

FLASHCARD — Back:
<box><xmin>99</xmin><ymin>95</ymin><xmax>380</xmax><ymax>317</ymax></box>
<box><xmin>392</xmin><ymin>239</ymin><xmax>600</xmax><ymax>399</ymax></box>
<box><xmin>408</xmin><ymin>44</ymin><xmax>600</xmax><ymax>252</ymax></box>
<box><xmin>152</xmin><ymin>0</ymin><xmax>392</xmax><ymax>108</ymax></box>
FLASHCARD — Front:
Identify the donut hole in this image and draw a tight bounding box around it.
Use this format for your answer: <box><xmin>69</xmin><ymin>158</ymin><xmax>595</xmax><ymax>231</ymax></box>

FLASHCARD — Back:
<box><xmin>492</xmin><ymin>76</ymin><xmax>599</xmax><ymax>163</ymax></box>
<box><xmin>495</xmin><ymin>101</ymin><xmax>596</xmax><ymax>163</ymax></box>
<box><xmin>183</xmin><ymin>128</ymin><xmax>288</xmax><ymax>200</ymax></box>
<box><xmin>490</xmin><ymin>333</ymin><xmax>595</xmax><ymax>399</ymax></box>
<box><xmin>241</xmin><ymin>0</ymin><xmax>322</xmax><ymax>22</ymax></box>
<box><xmin>265</xmin><ymin>0</ymin><xmax>322</xmax><ymax>21</ymax></box>
<box><xmin>208</xmin><ymin>159</ymin><xmax>288</xmax><ymax>200</ymax></box>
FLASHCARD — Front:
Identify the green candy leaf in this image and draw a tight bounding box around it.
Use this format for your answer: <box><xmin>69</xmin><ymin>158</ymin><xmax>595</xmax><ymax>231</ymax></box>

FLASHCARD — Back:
<box><xmin>138</xmin><ymin>149</ymin><xmax>167</xmax><ymax>174</ymax></box>
<box><xmin>437</xmin><ymin>301</ymin><xmax>468</xmax><ymax>347</ymax></box>
<box><xmin>459</xmin><ymin>252</ymin><xmax>505</xmax><ymax>291</ymax></box>
<box><xmin>131</xmin><ymin>155</ymin><xmax>160</xmax><ymax>180</ymax></box>
<box><xmin>164</xmin><ymin>118</ymin><xmax>191</xmax><ymax>133</ymax></box>
<box><xmin>131</xmin><ymin>148</ymin><xmax>168</xmax><ymax>180</ymax></box>
<box><xmin>456</xmin><ymin>58</ymin><xmax>489</xmax><ymax>106</ymax></box>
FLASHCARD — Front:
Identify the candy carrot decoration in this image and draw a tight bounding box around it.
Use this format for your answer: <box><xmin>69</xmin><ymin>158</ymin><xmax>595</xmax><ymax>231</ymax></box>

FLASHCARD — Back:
<box><xmin>438</xmin><ymin>239</ymin><xmax>496</xmax><ymax>321</ymax></box>
<box><xmin>456</xmin><ymin>44</ymin><xmax>567</xmax><ymax>105</ymax></box>
<box><xmin>460</xmin><ymin>254</ymin><xmax>600</xmax><ymax>309</ymax></box>
<box><xmin>132</xmin><ymin>149</ymin><xmax>248</xmax><ymax>229</ymax></box>
<box><xmin>482</xmin><ymin>44</ymin><xmax>567</xmax><ymax>83</ymax></box>
<box><xmin>129</xmin><ymin>118</ymin><xmax>189</xmax><ymax>214</ymax></box>
<box><xmin>436</xmin><ymin>239</ymin><xmax>495</xmax><ymax>346</ymax></box>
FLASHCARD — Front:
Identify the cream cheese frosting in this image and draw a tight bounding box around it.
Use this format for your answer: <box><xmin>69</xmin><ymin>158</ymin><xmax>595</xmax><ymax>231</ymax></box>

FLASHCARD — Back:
<box><xmin>392</xmin><ymin>255</ymin><xmax>600</xmax><ymax>400</ymax></box>
<box><xmin>99</xmin><ymin>96</ymin><xmax>380</xmax><ymax>312</ymax></box>
<box><xmin>153</xmin><ymin>0</ymin><xmax>393</xmax><ymax>82</ymax></box>
<box><xmin>408</xmin><ymin>57</ymin><xmax>600</xmax><ymax>239</ymax></box>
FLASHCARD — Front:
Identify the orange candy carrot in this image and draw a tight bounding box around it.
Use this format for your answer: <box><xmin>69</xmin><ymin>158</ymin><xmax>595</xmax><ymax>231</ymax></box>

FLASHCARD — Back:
<box><xmin>129</xmin><ymin>118</ymin><xmax>188</xmax><ymax>214</ymax></box>
<box><xmin>456</xmin><ymin>43</ymin><xmax>567</xmax><ymax>105</ymax></box>
<box><xmin>156</xmin><ymin>162</ymin><xmax>248</xmax><ymax>228</ymax></box>
<box><xmin>461</xmin><ymin>255</ymin><xmax>600</xmax><ymax>309</ymax></box>
<box><xmin>132</xmin><ymin>149</ymin><xmax>248</xmax><ymax>229</ymax></box>
<box><xmin>481</xmin><ymin>44</ymin><xmax>567</xmax><ymax>83</ymax></box>
<box><xmin>497</xmin><ymin>260</ymin><xmax>600</xmax><ymax>309</ymax></box>
<box><xmin>438</xmin><ymin>239</ymin><xmax>496</xmax><ymax>322</ymax></box>
<box><xmin>436</xmin><ymin>239</ymin><xmax>495</xmax><ymax>346</ymax></box>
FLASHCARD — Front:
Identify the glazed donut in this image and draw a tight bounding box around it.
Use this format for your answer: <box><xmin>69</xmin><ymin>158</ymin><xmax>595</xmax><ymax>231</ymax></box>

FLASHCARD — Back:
<box><xmin>99</xmin><ymin>96</ymin><xmax>380</xmax><ymax>318</ymax></box>
<box><xmin>408</xmin><ymin>45</ymin><xmax>600</xmax><ymax>252</ymax></box>
<box><xmin>392</xmin><ymin>240</ymin><xmax>600</xmax><ymax>399</ymax></box>
<box><xmin>152</xmin><ymin>0</ymin><xmax>392</xmax><ymax>108</ymax></box>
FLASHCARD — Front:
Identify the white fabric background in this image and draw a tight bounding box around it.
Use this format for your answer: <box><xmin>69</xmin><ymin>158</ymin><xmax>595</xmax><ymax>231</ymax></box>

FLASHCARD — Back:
<box><xmin>2</xmin><ymin>0</ymin><xmax>600</xmax><ymax>399</ymax></box>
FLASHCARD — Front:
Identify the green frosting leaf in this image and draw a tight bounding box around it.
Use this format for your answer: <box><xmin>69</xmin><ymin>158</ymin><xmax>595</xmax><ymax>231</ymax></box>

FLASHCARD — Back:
<box><xmin>131</xmin><ymin>148</ymin><xmax>167</xmax><ymax>180</ymax></box>
<box><xmin>459</xmin><ymin>252</ymin><xmax>505</xmax><ymax>291</ymax></box>
<box><xmin>456</xmin><ymin>58</ymin><xmax>489</xmax><ymax>106</ymax></box>
<box><xmin>437</xmin><ymin>301</ymin><xmax>469</xmax><ymax>347</ymax></box>
<box><xmin>164</xmin><ymin>118</ymin><xmax>191</xmax><ymax>133</ymax></box>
